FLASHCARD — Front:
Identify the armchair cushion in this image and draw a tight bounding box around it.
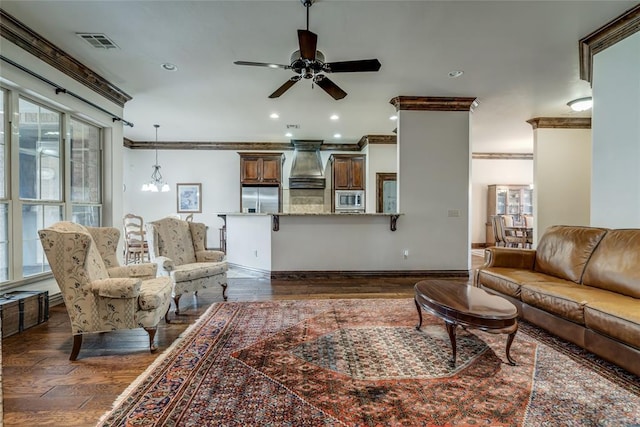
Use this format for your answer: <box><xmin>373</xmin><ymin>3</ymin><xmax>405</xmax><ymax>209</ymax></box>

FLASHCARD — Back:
<box><xmin>196</xmin><ymin>250</ymin><xmax>225</xmax><ymax>263</ymax></box>
<box><xmin>173</xmin><ymin>262</ymin><xmax>226</xmax><ymax>282</ymax></box>
<box><xmin>91</xmin><ymin>278</ymin><xmax>142</xmax><ymax>299</ymax></box>
<box><xmin>107</xmin><ymin>263</ymin><xmax>157</xmax><ymax>279</ymax></box>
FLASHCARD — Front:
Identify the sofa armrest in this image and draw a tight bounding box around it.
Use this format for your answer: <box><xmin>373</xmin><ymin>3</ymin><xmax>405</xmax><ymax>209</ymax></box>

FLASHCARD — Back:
<box><xmin>91</xmin><ymin>278</ymin><xmax>142</xmax><ymax>298</ymax></box>
<box><xmin>195</xmin><ymin>250</ymin><xmax>225</xmax><ymax>263</ymax></box>
<box><xmin>483</xmin><ymin>247</ymin><xmax>536</xmax><ymax>269</ymax></box>
<box><xmin>107</xmin><ymin>263</ymin><xmax>158</xmax><ymax>279</ymax></box>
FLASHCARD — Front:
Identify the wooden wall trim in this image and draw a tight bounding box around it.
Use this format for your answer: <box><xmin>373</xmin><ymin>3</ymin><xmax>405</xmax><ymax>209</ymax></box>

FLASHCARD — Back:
<box><xmin>472</xmin><ymin>153</ymin><xmax>533</xmax><ymax>160</ymax></box>
<box><xmin>526</xmin><ymin>117</ymin><xmax>592</xmax><ymax>130</ymax></box>
<box><xmin>124</xmin><ymin>136</ymin><xmax>396</xmax><ymax>151</ymax></box>
<box><xmin>269</xmin><ymin>270</ymin><xmax>470</xmax><ymax>280</ymax></box>
<box><xmin>579</xmin><ymin>4</ymin><xmax>640</xmax><ymax>83</ymax></box>
<box><xmin>0</xmin><ymin>9</ymin><xmax>132</xmax><ymax>107</ymax></box>
<box><xmin>389</xmin><ymin>96</ymin><xmax>477</xmax><ymax>111</ymax></box>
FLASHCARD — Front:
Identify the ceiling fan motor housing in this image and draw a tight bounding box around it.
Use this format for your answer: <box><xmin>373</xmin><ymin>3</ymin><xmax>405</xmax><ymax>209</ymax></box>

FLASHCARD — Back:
<box><xmin>290</xmin><ymin>50</ymin><xmax>325</xmax><ymax>78</ymax></box>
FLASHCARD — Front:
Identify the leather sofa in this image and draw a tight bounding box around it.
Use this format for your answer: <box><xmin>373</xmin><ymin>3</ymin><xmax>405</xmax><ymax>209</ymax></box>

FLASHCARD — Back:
<box><xmin>475</xmin><ymin>225</ymin><xmax>640</xmax><ymax>376</ymax></box>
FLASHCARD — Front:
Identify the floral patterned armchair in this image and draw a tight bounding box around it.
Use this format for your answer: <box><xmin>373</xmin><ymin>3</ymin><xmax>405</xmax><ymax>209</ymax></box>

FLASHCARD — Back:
<box><xmin>146</xmin><ymin>217</ymin><xmax>228</xmax><ymax>314</ymax></box>
<box><xmin>38</xmin><ymin>222</ymin><xmax>173</xmax><ymax>360</ymax></box>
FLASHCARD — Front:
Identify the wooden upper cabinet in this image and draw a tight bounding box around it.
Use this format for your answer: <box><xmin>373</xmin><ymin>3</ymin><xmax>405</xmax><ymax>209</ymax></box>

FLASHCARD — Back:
<box><xmin>239</xmin><ymin>153</ymin><xmax>284</xmax><ymax>185</ymax></box>
<box><xmin>331</xmin><ymin>154</ymin><xmax>365</xmax><ymax>190</ymax></box>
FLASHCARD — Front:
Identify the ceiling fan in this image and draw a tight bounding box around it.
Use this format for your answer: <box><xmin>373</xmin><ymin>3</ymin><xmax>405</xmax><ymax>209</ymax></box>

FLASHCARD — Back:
<box><xmin>234</xmin><ymin>0</ymin><xmax>381</xmax><ymax>100</ymax></box>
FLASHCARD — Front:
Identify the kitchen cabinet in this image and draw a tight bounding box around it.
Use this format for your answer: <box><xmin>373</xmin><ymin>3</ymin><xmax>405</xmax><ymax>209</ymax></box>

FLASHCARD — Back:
<box><xmin>239</xmin><ymin>153</ymin><xmax>284</xmax><ymax>185</ymax></box>
<box><xmin>330</xmin><ymin>154</ymin><xmax>365</xmax><ymax>190</ymax></box>
<box><xmin>486</xmin><ymin>184</ymin><xmax>533</xmax><ymax>244</ymax></box>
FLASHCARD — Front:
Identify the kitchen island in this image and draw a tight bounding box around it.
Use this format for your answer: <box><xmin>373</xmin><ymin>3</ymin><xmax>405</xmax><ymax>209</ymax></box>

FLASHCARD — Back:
<box><xmin>218</xmin><ymin>212</ymin><xmax>468</xmax><ymax>278</ymax></box>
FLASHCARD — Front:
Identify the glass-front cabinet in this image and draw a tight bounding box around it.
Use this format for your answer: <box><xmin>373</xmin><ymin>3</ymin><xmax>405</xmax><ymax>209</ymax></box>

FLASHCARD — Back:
<box><xmin>486</xmin><ymin>184</ymin><xmax>533</xmax><ymax>244</ymax></box>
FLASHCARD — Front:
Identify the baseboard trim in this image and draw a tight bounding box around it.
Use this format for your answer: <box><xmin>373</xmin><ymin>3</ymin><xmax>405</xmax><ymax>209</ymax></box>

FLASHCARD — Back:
<box><xmin>269</xmin><ymin>270</ymin><xmax>470</xmax><ymax>280</ymax></box>
<box><xmin>227</xmin><ymin>263</ymin><xmax>270</xmax><ymax>276</ymax></box>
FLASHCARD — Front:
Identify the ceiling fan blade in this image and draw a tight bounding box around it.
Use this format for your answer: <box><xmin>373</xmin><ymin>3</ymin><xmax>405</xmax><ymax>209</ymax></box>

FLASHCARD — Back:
<box><xmin>314</xmin><ymin>76</ymin><xmax>347</xmax><ymax>100</ymax></box>
<box><xmin>268</xmin><ymin>77</ymin><xmax>301</xmax><ymax>99</ymax></box>
<box><xmin>323</xmin><ymin>59</ymin><xmax>381</xmax><ymax>73</ymax></box>
<box><xmin>234</xmin><ymin>61</ymin><xmax>289</xmax><ymax>69</ymax></box>
<box><xmin>298</xmin><ymin>29</ymin><xmax>317</xmax><ymax>61</ymax></box>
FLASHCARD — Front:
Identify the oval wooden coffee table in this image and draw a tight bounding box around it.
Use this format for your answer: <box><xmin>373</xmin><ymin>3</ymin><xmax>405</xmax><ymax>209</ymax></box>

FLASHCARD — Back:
<box><xmin>414</xmin><ymin>280</ymin><xmax>518</xmax><ymax>366</ymax></box>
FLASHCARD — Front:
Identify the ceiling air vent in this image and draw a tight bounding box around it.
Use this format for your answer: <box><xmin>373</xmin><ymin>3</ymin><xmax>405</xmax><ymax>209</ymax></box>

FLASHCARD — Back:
<box><xmin>76</xmin><ymin>33</ymin><xmax>119</xmax><ymax>49</ymax></box>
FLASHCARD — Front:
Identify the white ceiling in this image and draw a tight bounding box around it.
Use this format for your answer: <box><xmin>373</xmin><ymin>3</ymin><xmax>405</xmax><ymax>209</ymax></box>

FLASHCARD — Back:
<box><xmin>1</xmin><ymin>1</ymin><xmax>636</xmax><ymax>152</ymax></box>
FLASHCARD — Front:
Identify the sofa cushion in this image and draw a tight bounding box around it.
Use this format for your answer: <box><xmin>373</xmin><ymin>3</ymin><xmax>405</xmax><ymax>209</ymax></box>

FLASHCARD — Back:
<box><xmin>172</xmin><ymin>262</ymin><xmax>226</xmax><ymax>283</ymax></box>
<box><xmin>584</xmin><ymin>296</ymin><xmax>640</xmax><ymax>350</ymax></box>
<box><xmin>477</xmin><ymin>268</ymin><xmax>553</xmax><ymax>298</ymax></box>
<box><xmin>534</xmin><ymin>226</ymin><xmax>608</xmax><ymax>283</ymax></box>
<box><xmin>520</xmin><ymin>281</ymin><xmax>611</xmax><ymax>324</ymax></box>
<box><xmin>582</xmin><ymin>229</ymin><xmax>640</xmax><ymax>299</ymax></box>
<box><xmin>138</xmin><ymin>277</ymin><xmax>173</xmax><ymax>311</ymax></box>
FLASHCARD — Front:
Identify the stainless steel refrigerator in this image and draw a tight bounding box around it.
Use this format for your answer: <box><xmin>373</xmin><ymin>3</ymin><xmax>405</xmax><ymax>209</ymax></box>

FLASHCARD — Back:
<box><xmin>241</xmin><ymin>186</ymin><xmax>280</xmax><ymax>213</ymax></box>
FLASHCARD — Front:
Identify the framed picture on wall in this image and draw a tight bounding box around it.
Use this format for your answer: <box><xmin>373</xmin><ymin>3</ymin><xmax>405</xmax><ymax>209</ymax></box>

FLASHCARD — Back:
<box><xmin>177</xmin><ymin>183</ymin><xmax>202</xmax><ymax>213</ymax></box>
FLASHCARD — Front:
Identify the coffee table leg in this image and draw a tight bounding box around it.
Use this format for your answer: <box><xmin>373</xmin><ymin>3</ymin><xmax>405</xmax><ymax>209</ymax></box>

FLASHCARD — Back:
<box><xmin>445</xmin><ymin>321</ymin><xmax>457</xmax><ymax>365</ymax></box>
<box><xmin>414</xmin><ymin>298</ymin><xmax>423</xmax><ymax>330</ymax></box>
<box><xmin>505</xmin><ymin>330</ymin><xmax>517</xmax><ymax>366</ymax></box>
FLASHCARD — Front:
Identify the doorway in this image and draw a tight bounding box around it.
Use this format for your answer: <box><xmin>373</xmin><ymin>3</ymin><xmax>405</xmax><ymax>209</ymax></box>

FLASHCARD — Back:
<box><xmin>376</xmin><ymin>173</ymin><xmax>397</xmax><ymax>213</ymax></box>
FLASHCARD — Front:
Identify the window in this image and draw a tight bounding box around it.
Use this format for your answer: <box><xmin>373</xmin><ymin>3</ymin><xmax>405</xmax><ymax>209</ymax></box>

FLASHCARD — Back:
<box><xmin>0</xmin><ymin>83</ymin><xmax>106</xmax><ymax>287</ymax></box>
<box><xmin>0</xmin><ymin>89</ymin><xmax>8</xmax><ymax>282</ymax></box>
<box><xmin>70</xmin><ymin>118</ymin><xmax>102</xmax><ymax>226</ymax></box>
<box><xmin>19</xmin><ymin>98</ymin><xmax>64</xmax><ymax>277</ymax></box>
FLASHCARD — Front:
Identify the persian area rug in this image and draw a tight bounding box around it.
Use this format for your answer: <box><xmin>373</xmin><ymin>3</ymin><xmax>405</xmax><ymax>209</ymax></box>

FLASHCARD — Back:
<box><xmin>98</xmin><ymin>299</ymin><xmax>640</xmax><ymax>426</ymax></box>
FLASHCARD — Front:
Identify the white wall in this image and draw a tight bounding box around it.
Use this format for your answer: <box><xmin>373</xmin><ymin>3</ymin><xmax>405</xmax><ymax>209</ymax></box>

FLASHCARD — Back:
<box><xmin>533</xmin><ymin>128</ymin><xmax>591</xmax><ymax>241</ymax></box>
<box><xmin>591</xmin><ymin>32</ymin><xmax>640</xmax><ymax>228</ymax></box>
<box><xmin>226</xmin><ymin>215</ymin><xmax>272</xmax><ymax>271</ymax></box>
<box><xmin>395</xmin><ymin>110</ymin><xmax>471</xmax><ymax>270</ymax></box>
<box><xmin>471</xmin><ymin>158</ymin><xmax>533</xmax><ymax>244</ymax></box>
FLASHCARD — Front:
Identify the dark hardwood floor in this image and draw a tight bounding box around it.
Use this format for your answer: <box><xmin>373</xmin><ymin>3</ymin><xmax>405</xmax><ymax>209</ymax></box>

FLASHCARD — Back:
<box><xmin>2</xmin><ymin>256</ymin><xmax>483</xmax><ymax>427</ymax></box>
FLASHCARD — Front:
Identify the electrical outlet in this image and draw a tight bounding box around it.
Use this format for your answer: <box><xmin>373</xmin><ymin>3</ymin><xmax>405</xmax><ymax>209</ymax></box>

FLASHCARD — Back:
<box><xmin>403</xmin><ymin>249</ymin><xmax>409</xmax><ymax>259</ymax></box>
<box><xmin>448</xmin><ymin>209</ymin><xmax>461</xmax><ymax>217</ymax></box>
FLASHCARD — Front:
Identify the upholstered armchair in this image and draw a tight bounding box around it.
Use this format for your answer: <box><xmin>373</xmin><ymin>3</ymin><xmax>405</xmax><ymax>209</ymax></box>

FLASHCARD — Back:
<box><xmin>38</xmin><ymin>222</ymin><xmax>173</xmax><ymax>360</ymax></box>
<box><xmin>146</xmin><ymin>217</ymin><xmax>228</xmax><ymax>314</ymax></box>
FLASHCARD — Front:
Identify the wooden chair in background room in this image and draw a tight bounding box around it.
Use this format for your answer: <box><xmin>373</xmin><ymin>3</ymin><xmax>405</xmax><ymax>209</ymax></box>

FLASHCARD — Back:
<box><xmin>123</xmin><ymin>213</ymin><xmax>149</xmax><ymax>264</ymax></box>
<box><xmin>497</xmin><ymin>215</ymin><xmax>522</xmax><ymax>248</ymax></box>
<box><xmin>491</xmin><ymin>215</ymin><xmax>504</xmax><ymax>247</ymax></box>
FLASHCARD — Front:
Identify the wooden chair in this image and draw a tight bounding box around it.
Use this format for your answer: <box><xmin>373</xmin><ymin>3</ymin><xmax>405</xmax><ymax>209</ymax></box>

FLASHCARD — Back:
<box><xmin>496</xmin><ymin>215</ymin><xmax>522</xmax><ymax>248</ymax></box>
<box><xmin>123</xmin><ymin>213</ymin><xmax>148</xmax><ymax>264</ymax></box>
<box><xmin>490</xmin><ymin>215</ymin><xmax>504</xmax><ymax>246</ymax></box>
<box><xmin>38</xmin><ymin>222</ymin><xmax>172</xmax><ymax>360</ymax></box>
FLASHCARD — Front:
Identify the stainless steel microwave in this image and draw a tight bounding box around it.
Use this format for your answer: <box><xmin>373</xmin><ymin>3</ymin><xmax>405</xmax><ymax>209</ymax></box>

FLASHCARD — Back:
<box><xmin>335</xmin><ymin>190</ymin><xmax>365</xmax><ymax>211</ymax></box>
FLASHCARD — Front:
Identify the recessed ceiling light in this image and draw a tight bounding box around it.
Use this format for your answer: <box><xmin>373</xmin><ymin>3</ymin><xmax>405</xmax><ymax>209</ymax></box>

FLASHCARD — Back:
<box><xmin>285</xmin><ymin>132</ymin><xmax>293</xmax><ymax>137</ymax></box>
<box><xmin>330</xmin><ymin>114</ymin><xmax>339</xmax><ymax>120</ymax></box>
<box><xmin>161</xmin><ymin>63</ymin><xmax>178</xmax><ymax>71</ymax></box>
<box><xmin>389</xmin><ymin>115</ymin><xmax>398</xmax><ymax>121</ymax></box>
<box><xmin>567</xmin><ymin>97</ymin><xmax>593</xmax><ymax>112</ymax></box>
<box><xmin>270</xmin><ymin>113</ymin><xmax>279</xmax><ymax>119</ymax></box>
<box><xmin>333</xmin><ymin>133</ymin><xmax>341</xmax><ymax>139</ymax></box>
<box><xmin>448</xmin><ymin>70</ymin><xmax>463</xmax><ymax>78</ymax></box>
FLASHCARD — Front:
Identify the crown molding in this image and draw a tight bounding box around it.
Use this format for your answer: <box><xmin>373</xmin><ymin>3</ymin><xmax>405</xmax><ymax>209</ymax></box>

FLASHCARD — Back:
<box><xmin>0</xmin><ymin>9</ymin><xmax>132</xmax><ymax>107</ymax></box>
<box><xmin>527</xmin><ymin>117</ymin><xmax>592</xmax><ymax>130</ymax></box>
<box><xmin>579</xmin><ymin>4</ymin><xmax>640</xmax><ymax>83</ymax></box>
<box><xmin>389</xmin><ymin>96</ymin><xmax>477</xmax><ymax>111</ymax></box>
<box><xmin>472</xmin><ymin>153</ymin><xmax>533</xmax><ymax>160</ymax></box>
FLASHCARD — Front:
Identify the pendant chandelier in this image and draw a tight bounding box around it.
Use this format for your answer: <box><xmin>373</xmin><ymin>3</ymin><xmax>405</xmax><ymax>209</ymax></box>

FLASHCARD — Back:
<box><xmin>141</xmin><ymin>124</ymin><xmax>170</xmax><ymax>192</ymax></box>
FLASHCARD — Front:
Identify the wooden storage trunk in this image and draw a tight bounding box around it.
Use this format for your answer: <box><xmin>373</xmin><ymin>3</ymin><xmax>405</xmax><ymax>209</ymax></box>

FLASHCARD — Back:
<box><xmin>0</xmin><ymin>290</ymin><xmax>49</xmax><ymax>338</ymax></box>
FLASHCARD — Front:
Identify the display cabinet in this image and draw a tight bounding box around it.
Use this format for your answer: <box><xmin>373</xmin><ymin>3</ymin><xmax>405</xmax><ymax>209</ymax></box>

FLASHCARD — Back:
<box><xmin>486</xmin><ymin>184</ymin><xmax>533</xmax><ymax>244</ymax></box>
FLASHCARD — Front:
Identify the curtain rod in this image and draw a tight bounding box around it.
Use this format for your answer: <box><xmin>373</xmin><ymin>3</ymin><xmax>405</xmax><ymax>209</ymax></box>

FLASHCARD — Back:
<box><xmin>1</xmin><ymin>55</ymin><xmax>134</xmax><ymax>127</ymax></box>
